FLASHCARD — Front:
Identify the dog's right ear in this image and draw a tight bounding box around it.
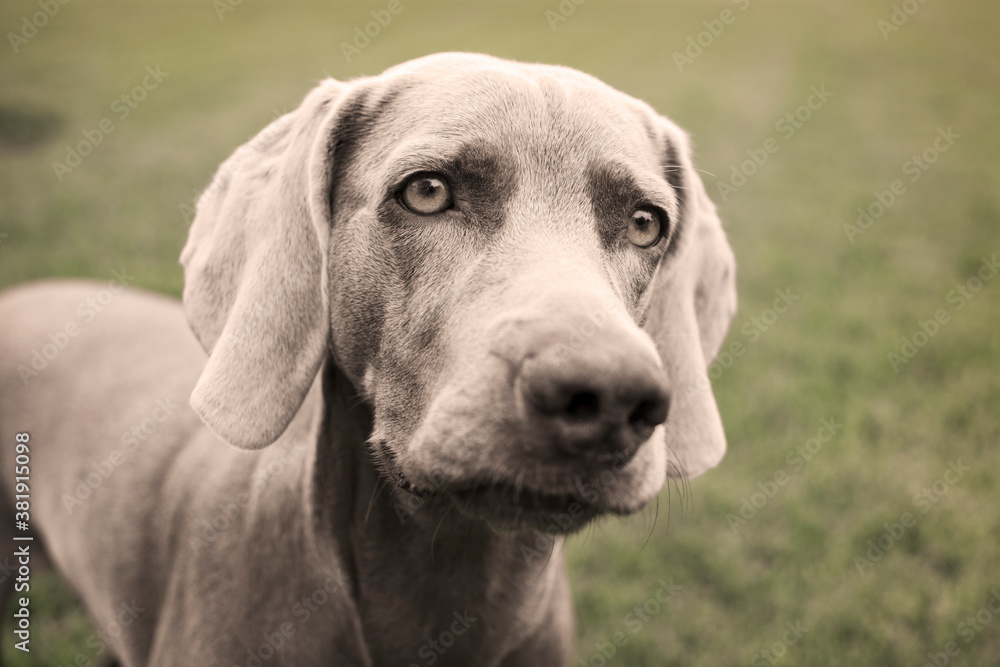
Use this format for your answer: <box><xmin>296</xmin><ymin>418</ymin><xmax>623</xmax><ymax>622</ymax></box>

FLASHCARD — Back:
<box><xmin>642</xmin><ymin>118</ymin><xmax>738</xmax><ymax>480</ymax></box>
<box><xmin>180</xmin><ymin>79</ymin><xmax>354</xmax><ymax>450</ymax></box>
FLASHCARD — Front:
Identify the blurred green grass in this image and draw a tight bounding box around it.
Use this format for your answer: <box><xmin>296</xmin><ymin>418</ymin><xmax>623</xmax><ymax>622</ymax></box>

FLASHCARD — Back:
<box><xmin>2</xmin><ymin>0</ymin><xmax>998</xmax><ymax>665</ymax></box>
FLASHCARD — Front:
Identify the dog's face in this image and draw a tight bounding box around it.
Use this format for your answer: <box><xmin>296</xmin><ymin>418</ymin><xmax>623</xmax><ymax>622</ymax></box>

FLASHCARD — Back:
<box><xmin>181</xmin><ymin>54</ymin><xmax>736</xmax><ymax>533</ymax></box>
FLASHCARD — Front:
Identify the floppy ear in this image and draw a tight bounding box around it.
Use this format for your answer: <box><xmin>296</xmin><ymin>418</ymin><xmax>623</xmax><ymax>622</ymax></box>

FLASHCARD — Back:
<box><xmin>180</xmin><ymin>79</ymin><xmax>351</xmax><ymax>449</ymax></box>
<box><xmin>643</xmin><ymin>122</ymin><xmax>737</xmax><ymax>479</ymax></box>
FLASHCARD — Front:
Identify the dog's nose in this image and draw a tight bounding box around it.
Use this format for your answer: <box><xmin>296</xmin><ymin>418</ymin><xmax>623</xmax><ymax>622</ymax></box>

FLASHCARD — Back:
<box><xmin>517</xmin><ymin>323</ymin><xmax>670</xmax><ymax>463</ymax></box>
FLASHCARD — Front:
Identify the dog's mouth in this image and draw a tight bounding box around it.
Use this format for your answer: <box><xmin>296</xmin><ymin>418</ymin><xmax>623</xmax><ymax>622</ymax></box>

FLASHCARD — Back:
<box><xmin>447</xmin><ymin>480</ymin><xmax>603</xmax><ymax>532</ymax></box>
<box><xmin>370</xmin><ymin>439</ymin><xmax>639</xmax><ymax>533</ymax></box>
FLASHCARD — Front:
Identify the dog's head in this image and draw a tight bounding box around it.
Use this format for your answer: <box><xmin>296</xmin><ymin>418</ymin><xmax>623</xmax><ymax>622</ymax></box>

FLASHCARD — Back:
<box><xmin>181</xmin><ymin>53</ymin><xmax>736</xmax><ymax>532</ymax></box>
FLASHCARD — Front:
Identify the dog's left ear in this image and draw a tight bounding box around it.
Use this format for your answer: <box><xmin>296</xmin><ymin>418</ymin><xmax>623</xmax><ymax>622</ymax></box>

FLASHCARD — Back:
<box><xmin>643</xmin><ymin>119</ymin><xmax>738</xmax><ymax>479</ymax></box>
<box><xmin>180</xmin><ymin>80</ymin><xmax>353</xmax><ymax>450</ymax></box>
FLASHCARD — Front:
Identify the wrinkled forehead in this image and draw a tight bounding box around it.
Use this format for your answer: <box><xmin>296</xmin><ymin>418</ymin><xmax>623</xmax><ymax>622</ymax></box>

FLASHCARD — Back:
<box><xmin>347</xmin><ymin>57</ymin><xmax>671</xmax><ymax>199</ymax></box>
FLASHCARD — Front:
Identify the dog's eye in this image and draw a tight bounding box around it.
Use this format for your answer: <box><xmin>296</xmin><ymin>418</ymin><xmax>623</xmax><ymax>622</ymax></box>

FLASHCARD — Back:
<box><xmin>399</xmin><ymin>173</ymin><xmax>452</xmax><ymax>215</ymax></box>
<box><xmin>627</xmin><ymin>207</ymin><xmax>663</xmax><ymax>248</ymax></box>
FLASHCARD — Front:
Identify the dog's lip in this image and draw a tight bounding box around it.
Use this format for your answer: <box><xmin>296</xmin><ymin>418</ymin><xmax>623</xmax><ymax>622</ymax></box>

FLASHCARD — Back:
<box><xmin>452</xmin><ymin>480</ymin><xmax>591</xmax><ymax>511</ymax></box>
<box><xmin>443</xmin><ymin>478</ymin><xmax>619</xmax><ymax>531</ymax></box>
<box><xmin>370</xmin><ymin>439</ymin><xmax>438</xmax><ymax>498</ymax></box>
<box><xmin>371</xmin><ymin>440</ymin><xmax>636</xmax><ymax>527</ymax></box>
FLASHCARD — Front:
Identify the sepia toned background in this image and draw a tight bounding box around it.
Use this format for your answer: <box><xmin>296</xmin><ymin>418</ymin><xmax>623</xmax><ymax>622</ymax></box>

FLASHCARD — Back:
<box><xmin>2</xmin><ymin>0</ymin><xmax>998</xmax><ymax>664</ymax></box>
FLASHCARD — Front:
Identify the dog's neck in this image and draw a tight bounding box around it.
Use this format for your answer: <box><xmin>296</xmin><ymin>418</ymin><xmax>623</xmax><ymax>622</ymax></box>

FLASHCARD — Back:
<box><xmin>305</xmin><ymin>360</ymin><xmax>566</xmax><ymax>664</ymax></box>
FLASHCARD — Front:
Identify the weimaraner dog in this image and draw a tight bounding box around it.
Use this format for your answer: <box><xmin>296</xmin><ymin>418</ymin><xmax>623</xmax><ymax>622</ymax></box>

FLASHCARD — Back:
<box><xmin>0</xmin><ymin>53</ymin><xmax>736</xmax><ymax>666</ymax></box>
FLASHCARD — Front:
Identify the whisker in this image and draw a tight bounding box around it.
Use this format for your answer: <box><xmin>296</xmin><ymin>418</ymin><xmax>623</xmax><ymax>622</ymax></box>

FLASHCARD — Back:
<box><xmin>540</xmin><ymin>536</ymin><xmax>557</xmax><ymax>576</ymax></box>
<box><xmin>462</xmin><ymin>521</ymin><xmax>476</xmax><ymax>568</ymax></box>
<box><xmin>362</xmin><ymin>477</ymin><xmax>387</xmax><ymax>535</ymax></box>
<box><xmin>430</xmin><ymin>505</ymin><xmax>454</xmax><ymax>564</ymax></box>
<box><xmin>639</xmin><ymin>495</ymin><xmax>659</xmax><ymax>553</ymax></box>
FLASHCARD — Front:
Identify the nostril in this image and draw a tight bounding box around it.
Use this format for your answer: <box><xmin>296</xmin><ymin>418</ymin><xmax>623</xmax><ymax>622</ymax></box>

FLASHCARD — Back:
<box><xmin>564</xmin><ymin>391</ymin><xmax>600</xmax><ymax>420</ymax></box>
<box><xmin>629</xmin><ymin>394</ymin><xmax>670</xmax><ymax>430</ymax></box>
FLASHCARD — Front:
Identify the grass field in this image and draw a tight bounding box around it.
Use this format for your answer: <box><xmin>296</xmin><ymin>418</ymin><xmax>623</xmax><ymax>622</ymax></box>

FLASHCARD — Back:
<box><xmin>2</xmin><ymin>0</ymin><xmax>998</xmax><ymax>665</ymax></box>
